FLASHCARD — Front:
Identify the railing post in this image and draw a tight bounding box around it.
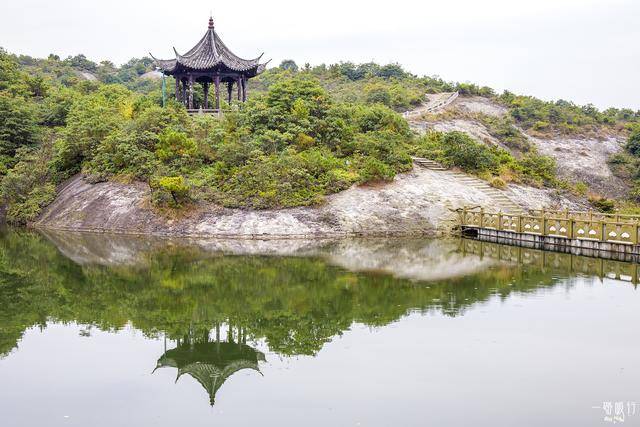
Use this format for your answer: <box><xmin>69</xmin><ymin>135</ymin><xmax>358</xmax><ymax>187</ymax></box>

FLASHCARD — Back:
<box><xmin>517</xmin><ymin>215</ymin><xmax>522</xmax><ymax>233</ymax></box>
<box><xmin>480</xmin><ymin>208</ymin><xmax>484</xmax><ymax>228</ymax></box>
<box><xmin>497</xmin><ymin>213</ymin><xmax>502</xmax><ymax>231</ymax></box>
<box><xmin>462</xmin><ymin>206</ymin><xmax>467</xmax><ymax>226</ymax></box>
<box><xmin>601</xmin><ymin>221</ymin><xmax>606</xmax><ymax>242</ymax></box>
<box><xmin>569</xmin><ymin>218</ymin><xmax>574</xmax><ymax>239</ymax></box>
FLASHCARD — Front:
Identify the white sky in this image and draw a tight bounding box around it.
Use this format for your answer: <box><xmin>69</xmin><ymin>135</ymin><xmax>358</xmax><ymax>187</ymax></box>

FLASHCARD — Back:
<box><xmin>2</xmin><ymin>0</ymin><xmax>639</xmax><ymax>109</ymax></box>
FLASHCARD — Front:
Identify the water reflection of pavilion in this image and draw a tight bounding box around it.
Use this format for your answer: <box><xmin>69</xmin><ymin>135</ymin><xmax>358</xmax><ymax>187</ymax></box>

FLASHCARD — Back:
<box><xmin>154</xmin><ymin>326</ymin><xmax>265</xmax><ymax>405</ymax></box>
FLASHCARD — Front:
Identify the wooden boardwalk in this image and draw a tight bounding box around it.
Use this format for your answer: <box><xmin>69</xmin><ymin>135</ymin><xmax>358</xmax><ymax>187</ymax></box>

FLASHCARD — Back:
<box><xmin>459</xmin><ymin>207</ymin><xmax>640</xmax><ymax>262</ymax></box>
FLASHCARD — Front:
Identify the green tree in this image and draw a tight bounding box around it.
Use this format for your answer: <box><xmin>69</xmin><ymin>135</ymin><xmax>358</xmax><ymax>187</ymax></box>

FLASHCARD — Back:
<box><xmin>279</xmin><ymin>59</ymin><xmax>299</xmax><ymax>72</ymax></box>
<box><xmin>0</xmin><ymin>94</ymin><xmax>39</xmax><ymax>157</ymax></box>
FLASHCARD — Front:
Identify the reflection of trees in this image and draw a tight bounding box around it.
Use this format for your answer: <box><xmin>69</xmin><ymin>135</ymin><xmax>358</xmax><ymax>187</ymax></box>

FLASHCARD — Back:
<box><xmin>0</xmin><ymin>230</ymin><xmax>615</xmax><ymax>359</ymax></box>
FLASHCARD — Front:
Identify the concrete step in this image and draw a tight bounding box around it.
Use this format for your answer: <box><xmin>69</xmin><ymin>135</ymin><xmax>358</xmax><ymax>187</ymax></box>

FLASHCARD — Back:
<box><xmin>410</xmin><ymin>158</ymin><xmax>527</xmax><ymax>214</ymax></box>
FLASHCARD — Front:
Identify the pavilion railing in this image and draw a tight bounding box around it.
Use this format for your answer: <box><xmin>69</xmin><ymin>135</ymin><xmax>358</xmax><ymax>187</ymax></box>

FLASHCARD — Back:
<box><xmin>460</xmin><ymin>206</ymin><xmax>640</xmax><ymax>245</ymax></box>
<box><xmin>187</xmin><ymin>108</ymin><xmax>221</xmax><ymax>115</ymax></box>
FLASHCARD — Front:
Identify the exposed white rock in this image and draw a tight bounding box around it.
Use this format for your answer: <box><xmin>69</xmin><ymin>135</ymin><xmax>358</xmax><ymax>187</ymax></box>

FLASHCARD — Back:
<box><xmin>410</xmin><ymin>95</ymin><xmax>629</xmax><ymax>198</ymax></box>
<box><xmin>525</xmin><ymin>134</ymin><xmax>626</xmax><ymax>197</ymax></box>
<box><xmin>454</xmin><ymin>96</ymin><xmax>507</xmax><ymax>117</ymax></box>
<box><xmin>140</xmin><ymin>70</ymin><xmax>163</xmax><ymax>80</ymax></box>
<box><xmin>76</xmin><ymin>70</ymin><xmax>97</xmax><ymax>81</ymax></box>
<box><xmin>35</xmin><ymin>165</ymin><xmax>579</xmax><ymax>238</ymax></box>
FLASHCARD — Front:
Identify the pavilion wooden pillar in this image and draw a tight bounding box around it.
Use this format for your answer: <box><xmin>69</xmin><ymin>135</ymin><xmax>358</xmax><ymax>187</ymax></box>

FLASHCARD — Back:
<box><xmin>187</xmin><ymin>75</ymin><xmax>194</xmax><ymax>109</ymax></box>
<box><xmin>214</xmin><ymin>75</ymin><xmax>221</xmax><ymax>110</ymax></box>
<box><xmin>181</xmin><ymin>78</ymin><xmax>188</xmax><ymax>107</ymax></box>
<box><xmin>203</xmin><ymin>82</ymin><xmax>209</xmax><ymax>109</ymax></box>
<box><xmin>227</xmin><ymin>81</ymin><xmax>233</xmax><ymax>104</ymax></box>
<box><xmin>241</xmin><ymin>76</ymin><xmax>247</xmax><ymax>102</ymax></box>
<box><xmin>175</xmin><ymin>78</ymin><xmax>180</xmax><ymax>102</ymax></box>
<box><xmin>236</xmin><ymin>76</ymin><xmax>242</xmax><ymax>101</ymax></box>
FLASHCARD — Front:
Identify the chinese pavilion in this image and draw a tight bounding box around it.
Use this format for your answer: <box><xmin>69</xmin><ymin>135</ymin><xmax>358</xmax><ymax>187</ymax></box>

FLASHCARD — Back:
<box><xmin>151</xmin><ymin>16</ymin><xmax>268</xmax><ymax>112</ymax></box>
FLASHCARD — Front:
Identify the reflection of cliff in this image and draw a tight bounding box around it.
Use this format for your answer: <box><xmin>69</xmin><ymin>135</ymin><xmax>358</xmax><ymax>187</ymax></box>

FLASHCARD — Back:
<box><xmin>0</xmin><ymin>229</ymin><xmax>637</xmax><ymax>361</ymax></box>
<box><xmin>41</xmin><ymin>229</ymin><xmax>497</xmax><ymax>282</ymax></box>
<box><xmin>39</xmin><ymin>230</ymin><xmax>640</xmax><ymax>284</ymax></box>
<box><xmin>154</xmin><ymin>326</ymin><xmax>265</xmax><ymax>405</ymax></box>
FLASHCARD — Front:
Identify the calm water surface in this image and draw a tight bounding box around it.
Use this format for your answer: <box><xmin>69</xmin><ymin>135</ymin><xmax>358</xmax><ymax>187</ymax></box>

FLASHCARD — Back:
<box><xmin>0</xmin><ymin>230</ymin><xmax>639</xmax><ymax>426</ymax></box>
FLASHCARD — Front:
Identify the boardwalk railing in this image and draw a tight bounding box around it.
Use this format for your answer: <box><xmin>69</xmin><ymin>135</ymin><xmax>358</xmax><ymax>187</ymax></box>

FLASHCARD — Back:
<box><xmin>460</xmin><ymin>207</ymin><xmax>640</xmax><ymax>246</ymax></box>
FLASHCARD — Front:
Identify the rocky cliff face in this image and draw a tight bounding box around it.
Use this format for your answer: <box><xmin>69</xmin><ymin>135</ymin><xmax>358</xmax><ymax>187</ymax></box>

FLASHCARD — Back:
<box><xmin>410</xmin><ymin>95</ymin><xmax>628</xmax><ymax>199</ymax></box>
<box><xmin>35</xmin><ymin>165</ymin><xmax>580</xmax><ymax>238</ymax></box>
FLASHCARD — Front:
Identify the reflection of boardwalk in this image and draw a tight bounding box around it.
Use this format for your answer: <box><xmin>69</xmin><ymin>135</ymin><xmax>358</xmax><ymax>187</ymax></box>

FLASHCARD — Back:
<box><xmin>154</xmin><ymin>326</ymin><xmax>265</xmax><ymax>405</ymax></box>
<box><xmin>460</xmin><ymin>239</ymin><xmax>639</xmax><ymax>285</ymax></box>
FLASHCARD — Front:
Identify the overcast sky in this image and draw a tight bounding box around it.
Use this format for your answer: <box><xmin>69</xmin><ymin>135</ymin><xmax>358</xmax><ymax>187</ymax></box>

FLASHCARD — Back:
<box><xmin>2</xmin><ymin>0</ymin><xmax>639</xmax><ymax>109</ymax></box>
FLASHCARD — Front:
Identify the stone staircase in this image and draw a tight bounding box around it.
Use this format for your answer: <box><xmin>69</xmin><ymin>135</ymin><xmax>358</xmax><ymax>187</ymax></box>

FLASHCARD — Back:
<box><xmin>412</xmin><ymin>157</ymin><xmax>448</xmax><ymax>171</ymax></box>
<box><xmin>412</xmin><ymin>157</ymin><xmax>527</xmax><ymax>215</ymax></box>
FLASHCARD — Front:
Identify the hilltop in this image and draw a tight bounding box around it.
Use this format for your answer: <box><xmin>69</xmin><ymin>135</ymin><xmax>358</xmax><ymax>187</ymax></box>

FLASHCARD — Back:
<box><xmin>1</xmin><ymin>49</ymin><xmax>639</xmax><ymax>236</ymax></box>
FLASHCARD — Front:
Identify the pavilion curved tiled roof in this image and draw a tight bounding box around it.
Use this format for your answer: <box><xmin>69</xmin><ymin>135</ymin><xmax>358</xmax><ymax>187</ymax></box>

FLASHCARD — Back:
<box><xmin>151</xmin><ymin>17</ymin><xmax>267</xmax><ymax>76</ymax></box>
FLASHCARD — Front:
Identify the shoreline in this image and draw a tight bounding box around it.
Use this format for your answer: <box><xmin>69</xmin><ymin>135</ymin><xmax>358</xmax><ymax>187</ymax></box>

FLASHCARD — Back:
<box><xmin>31</xmin><ymin>223</ymin><xmax>443</xmax><ymax>239</ymax></box>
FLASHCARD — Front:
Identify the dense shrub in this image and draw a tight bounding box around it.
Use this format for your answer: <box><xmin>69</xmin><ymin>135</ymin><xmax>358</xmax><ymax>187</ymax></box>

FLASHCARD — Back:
<box><xmin>626</xmin><ymin>129</ymin><xmax>640</xmax><ymax>156</ymax></box>
<box><xmin>25</xmin><ymin>72</ymin><xmax>413</xmax><ymax>210</ymax></box>
<box><xmin>0</xmin><ymin>94</ymin><xmax>39</xmax><ymax>157</ymax></box>
<box><xmin>3</xmin><ymin>48</ymin><xmax>634</xmax><ymax>218</ymax></box>
<box><xmin>413</xmin><ymin>130</ymin><xmax>558</xmax><ymax>187</ymax></box>
<box><xmin>151</xmin><ymin>175</ymin><xmax>190</xmax><ymax>207</ymax></box>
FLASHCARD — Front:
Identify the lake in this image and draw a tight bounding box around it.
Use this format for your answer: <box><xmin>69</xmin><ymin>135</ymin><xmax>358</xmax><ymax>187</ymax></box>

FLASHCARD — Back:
<box><xmin>0</xmin><ymin>230</ymin><xmax>638</xmax><ymax>426</ymax></box>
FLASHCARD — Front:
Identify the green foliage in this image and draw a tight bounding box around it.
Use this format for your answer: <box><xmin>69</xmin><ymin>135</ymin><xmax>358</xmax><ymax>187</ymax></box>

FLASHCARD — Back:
<box><xmin>0</xmin><ymin>94</ymin><xmax>39</xmax><ymax>157</ymax></box>
<box><xmin>329</xmin><ymin>62</ymin><xmax>410</xmax><ymax>81</ymax></box>
<box><xmin>607</xmin><ymin>126</ymin><xmax>640</xmax><ymax>203</ymax></box>
<box><xmin>2</xmin><ymin>48</ymin><xmax>634</xmax><ymax>218</ymax></box>
<box><xmin>413</xmin><ymin>130</ymin><xmax>558</xmax><ymax>187</ymax></box>
<box><xmin>478</xmin><ymin>114</ymin><xmax>531</xmax><ymax>152</ymax></box>
<box><xmin>573</xmin><ymin>182</ymin><xmax>588</xmax><ymax>196</ymax></box>
<box><xmin>590</xmin><ymin>197</ymin><xmax>615</xmax><ymax>213</ymax></box>
<box><xmin>30</xmin><ymin>71</ymin><xmax>411</xmax><ymax>210</ymax></box>
<box><xmin>443</xmin><ymin>132</ymin><xmax>501</xmax><ymax>172</ymax></box>
<box><xmin>0</xmin><ymin>143</ymin><xmax>56</xmax><ymax>225</ymax></box>
<box><xmin>497</xmin><ymin>91</ymin><xmax>640</xmax><ymax>135</ymax></box>
<box><xmin>626</xmin><ymin>128</ymin><xmax>640</xmax><ymax>156</ymax></box>
<box><xmin>517</xmin><ymin>153</ymin><xmax>558</xmax><ymax>187</ymax></box>
<box><xmin>279</xmin><ymin>60</ymin><xmax>299</xmax><ymax>72</ymax></box>
<box><xmin>151</xmin><ymin>175</ymin><xmax>190</xmax><ymax>207</ymax></box>
<box><xmin>490</xmin><ymin>177</ymin><xmax>506</xmax><ymax>189</ymax></box>
<box><xmin>155</xmin><ymin>130</ymin><xmax>197</xmax><ymax>162</ymax></box>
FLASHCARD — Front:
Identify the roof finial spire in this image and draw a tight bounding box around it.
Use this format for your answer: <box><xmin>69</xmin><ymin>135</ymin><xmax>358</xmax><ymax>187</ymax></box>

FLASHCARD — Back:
<box><xmin>208</xmin><ymin>14</ymin><xmax>214</xmax><ymax>29</ymax></box>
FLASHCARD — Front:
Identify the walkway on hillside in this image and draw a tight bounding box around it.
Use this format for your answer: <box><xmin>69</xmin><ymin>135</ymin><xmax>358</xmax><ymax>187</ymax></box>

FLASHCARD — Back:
<box><xmin>403</xmin><ymin>92</ymin><xmax>459</xmax><ymax>120</ymax></box>
<box><xmin>412</xmin><ymin>157</ymin><xmax>526</xmax><ymax>215</ymax></box>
